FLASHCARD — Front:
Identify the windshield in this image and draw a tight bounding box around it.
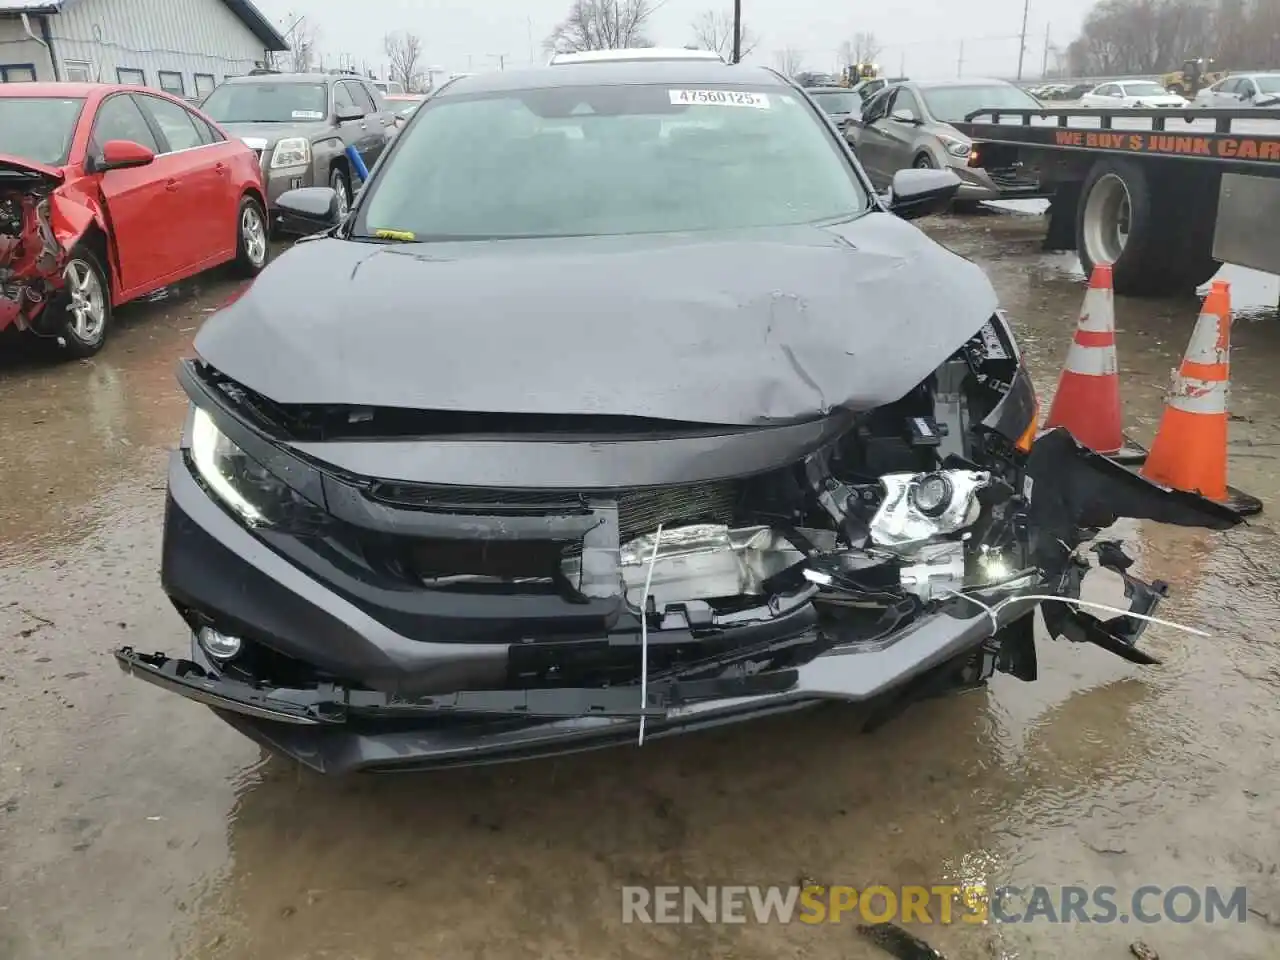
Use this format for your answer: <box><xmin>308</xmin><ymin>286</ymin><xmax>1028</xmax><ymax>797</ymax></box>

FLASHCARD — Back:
<box><xmin>200</xmin><ymin>82</ymin><xmax>328</xmax><ymax>123</ymax></box>
<box><xmin>0</xmin><ymin>97</ymin><xmax>84</xmax><ymax>166</ymax></box>
<box><xmin>919</xmin><ymin>84</ymin><xmax>1040</xmax><ymax>122</ymax></box>
<box><xmin>356</xmin><ymin>84</ymin><xmax>868</xmax><ymax>241</ymax></box>
<box><xmin>1123</xmin><ymin>82</ymin><xmax>1172</xmax><ymax>97</ymax></box>
<box><xmin>809</xmin><ymin>91</ymin><xmax>859</xmax><ymax>115</ymax></box>
<box><xmin>1256</xmin><ymin>76</ymin><xmax>1280</xmax><ymax>94</ymax></box>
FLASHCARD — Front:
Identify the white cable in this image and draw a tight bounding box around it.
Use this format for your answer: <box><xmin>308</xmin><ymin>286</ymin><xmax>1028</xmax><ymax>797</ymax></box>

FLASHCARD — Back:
<box><xmin>638</xmin><ymin>523</ymin><xmax>664</xmax><ymax>747</ymax></box>
<box><xmin>941</xmin><ymin>590</ymin><xmax>1211</xmax><ymax>638</ymax></box>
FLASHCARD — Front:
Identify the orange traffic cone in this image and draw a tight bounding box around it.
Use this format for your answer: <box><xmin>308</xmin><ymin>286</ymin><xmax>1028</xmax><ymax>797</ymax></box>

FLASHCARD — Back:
<box><xmin>1141</xmin><ymin>281</ymin><xmax>1232</xmax><ymax>502</ymax></box>
<box><xmin>1043</xmin><ymin>263</ymin><xmax>1126</xmax><ymax>455</ymax></box>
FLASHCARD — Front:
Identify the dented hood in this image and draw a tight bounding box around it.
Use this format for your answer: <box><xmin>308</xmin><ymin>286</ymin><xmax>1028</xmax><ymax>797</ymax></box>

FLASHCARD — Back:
<box><xmin>0</xmin><ymin>153</ymin><xmax>66</xmax><ymax>187</ymax></box>
<box><xmin>195</xmin><ymin>212</ymin><xmax>1000</xmax><ymax>426</ymax></box>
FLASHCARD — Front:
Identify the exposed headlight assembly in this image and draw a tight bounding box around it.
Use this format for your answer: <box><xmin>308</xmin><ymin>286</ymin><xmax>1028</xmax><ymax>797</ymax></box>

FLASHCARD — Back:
<box><xmin>188</xmin><ymin>406</ymin><xmax>323</xmax><ymax>529</ymax></box>
<box><xmin>270</xmin><ymin>137</ymin><xmax>311</xmax><ymax>169</ymax></box>
<box><xmin>869</xmin><ymin>470</ymin><xmax>992</xmax><ymax>550</ymax></box>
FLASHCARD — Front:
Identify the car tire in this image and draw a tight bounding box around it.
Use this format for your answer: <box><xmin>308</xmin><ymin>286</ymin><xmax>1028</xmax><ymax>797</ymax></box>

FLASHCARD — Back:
<box><xmin>48</xmin><ymin>245</ymin><xmax>112</xmax><ymax>360</ymax></box>
<box><xmin>913</xmin><ymin>152</ymin><xmax>935</xmax><ymax>169</ymax></box>
<box><xmin>1075</xmin><ymin>158</ymin><xmax>1170</xmax><ymax>296</ymax></box>
<box><xmin>329</xmin><ymin>166</ymin><xmax>352</xmax><ymax>219</ymax></box>
<box><xmin>233</xmin><ymin>195</ymin><xmax>269</xmax><ymax>277</ymax></box>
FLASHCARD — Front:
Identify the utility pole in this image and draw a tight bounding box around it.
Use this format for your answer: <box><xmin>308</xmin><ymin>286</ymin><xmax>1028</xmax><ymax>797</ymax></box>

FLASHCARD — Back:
<box><xmin>1042</xmin><ymin>22</ymin><xmax>1051</xmax><ymax>77</ymax></box>
<box><xmin>1016</xmin><ymin>0</ymin><xmax>1031</xmax><ymax>80</ymax></box>
<box><xmin>732</xmin><ymin>0</ymin><xmax>742</xmax><ymax>63</ymax></box>
<box><xmin>899</xmin><ymin>50</ymin><xmax>905</xmax><ymax>76</ymax></box>
<box><xmin>527</xmin><ymin>16</ymin><xmax>534</xmax><ymax>64</ymax></box>
<box><xmin>957</xmin><ymin>40</ymin><xmax>964</xmax><ymax>77</ymax></box>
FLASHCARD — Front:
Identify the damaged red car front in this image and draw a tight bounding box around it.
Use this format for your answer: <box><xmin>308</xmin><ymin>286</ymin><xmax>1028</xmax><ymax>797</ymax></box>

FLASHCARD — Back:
<box><xmin>0</xmin><ymin>155</ymin><xmax>95</xmax><ymax>335</ymax></box>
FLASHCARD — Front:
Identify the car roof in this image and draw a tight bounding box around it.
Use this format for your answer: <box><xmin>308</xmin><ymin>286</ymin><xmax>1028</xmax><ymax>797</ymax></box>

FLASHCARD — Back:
<box><xmin>440</xmin><ymin>61</ymin><xmax>784</xmax><ymax>95</ymax></box>
<box><xmin>222</xmin><ymin>72</ymin><xmax>351</xmax><ymax>85</ymax></box>
<box><xmin>0</xmin><ymin>81</ymin><xmax>115</xmax><ymax>97</ymax></box>
<box><xmin>912</xmin><ymin>77</ymin><xmax>1013</xmax><ymax>89</ymax></box>
<box><xmin>548</xmin><ymin>47</ymin><xmax>724</xmax><ymax>66</ymax></box>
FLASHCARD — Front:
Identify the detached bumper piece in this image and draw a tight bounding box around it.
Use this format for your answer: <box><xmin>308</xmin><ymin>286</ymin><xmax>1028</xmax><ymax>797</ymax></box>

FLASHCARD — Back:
<box><xmin>114</xmin><ymin>647</ymin><xmax>800</xmax><ymax>723</ymax></box>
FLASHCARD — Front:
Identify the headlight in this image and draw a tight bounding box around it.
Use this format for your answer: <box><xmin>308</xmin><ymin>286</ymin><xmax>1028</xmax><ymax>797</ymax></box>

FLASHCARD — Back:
<box><xmin>938</xmin><ymin>135</ymin><xmax>971</xmax><ymax>158</ymax></box>
<box><xmin>270</xmin><ymin>137</ymin><xmax>311</xmax><ymax>169</ymax></box>
<box><xmin>189</xmin><ymin>406</ymin><xmax>324</xmax><ymax>529</ymax></box>
<box><xmin>870</xmin><ymin>470</ymin><xmax>990</xmax><ymax>550</ymax></box>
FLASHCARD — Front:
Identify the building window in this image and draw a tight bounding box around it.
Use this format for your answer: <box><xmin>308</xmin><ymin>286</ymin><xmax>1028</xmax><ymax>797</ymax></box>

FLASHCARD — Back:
<box><xmin>0</xmin><ymin>64</ymin><xmax>37</xmax><ymax>83</ymax></box>
<box><xmin>117</xmin><ymin>67</ymin><xmax>145</xmax><ymax>85</ymax></box>
<box><xmin>194</xmin><ymin>73</ymin><xmax>215</xmax><ymax>98</ymax></box>
<box><xmin>158</xmin><ymin>71</ymin><xmax>184</xmax><ymax>96</ymax></box>
<box><xmin>63</xmin><ymin>60</ymin><xmax>93</xmax><ymax>82</ymax></box>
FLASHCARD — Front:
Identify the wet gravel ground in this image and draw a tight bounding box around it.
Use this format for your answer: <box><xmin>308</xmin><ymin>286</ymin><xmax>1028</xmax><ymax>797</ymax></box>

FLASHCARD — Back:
<box><xmin>2</xmin><ymin>211</ymin><xmax>1279</xmax><ymax>960</ymax></box>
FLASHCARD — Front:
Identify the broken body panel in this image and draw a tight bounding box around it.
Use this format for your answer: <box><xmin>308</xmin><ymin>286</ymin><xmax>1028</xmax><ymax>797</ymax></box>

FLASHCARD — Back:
<box><xmin>0</xmin><ymin>155</ymin><xmax>96</xmax><ymax>334</ymax></box>
<box><xmin>115</xmin><ymin>215</ymin><xmax>1243</xmax><ymax>775</ymax></box>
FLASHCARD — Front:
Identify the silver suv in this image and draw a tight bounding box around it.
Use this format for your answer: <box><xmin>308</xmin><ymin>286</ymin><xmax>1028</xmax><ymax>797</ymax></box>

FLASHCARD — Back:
<box><xmin>200</xmin><ymin>72</ymin><xmax>396</xmax><ymax>220</ymax></box>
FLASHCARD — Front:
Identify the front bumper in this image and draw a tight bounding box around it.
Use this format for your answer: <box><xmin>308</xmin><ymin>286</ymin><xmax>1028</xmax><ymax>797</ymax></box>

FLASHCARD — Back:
<box><xmin>123</xmin><ymin>456</ymin><xmax>1051</xmax><ymax>773</ymax></box>
<box><xmin>262</xmin><ymin>165</ymin><xmax>314</xmax><ymax>210</ymax></box>
<box><xmin>946</xmin><ymin>161</ymin><xmax>1049</xmax><ymax>201</ymax></box>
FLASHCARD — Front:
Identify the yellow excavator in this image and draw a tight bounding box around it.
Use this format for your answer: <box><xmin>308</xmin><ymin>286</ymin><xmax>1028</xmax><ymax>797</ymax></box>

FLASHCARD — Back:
<box><xmin>841</xmin><ymin>62</ymin><xmax>879</xmax><ymax>88</ymax></box>
<box><xmin>1160</xmin><ymin>58</ymin><xmax>1229</xmax><ymax>97</ymax></box>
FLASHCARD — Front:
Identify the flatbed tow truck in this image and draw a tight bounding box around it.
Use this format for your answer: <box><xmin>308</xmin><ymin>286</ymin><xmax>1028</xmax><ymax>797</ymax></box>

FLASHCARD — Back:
<box><xmin>952</xmin><ymin>106</ymin><xmax>1280</xmax><ymax>296</ymax></box>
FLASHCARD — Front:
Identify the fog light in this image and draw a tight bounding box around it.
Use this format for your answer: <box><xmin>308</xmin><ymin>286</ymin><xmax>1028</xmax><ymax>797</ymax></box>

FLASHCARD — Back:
<box><xmin>198</xmin><ymin>626</ymin><xmax>242</xmax><ymax>661</ymax></box>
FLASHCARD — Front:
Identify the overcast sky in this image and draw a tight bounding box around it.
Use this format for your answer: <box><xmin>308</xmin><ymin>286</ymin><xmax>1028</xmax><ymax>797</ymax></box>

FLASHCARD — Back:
<box><xmin>253</xmin><ymin>0</ymin><xmax>1099</xmax><ymax>81</ymax></box>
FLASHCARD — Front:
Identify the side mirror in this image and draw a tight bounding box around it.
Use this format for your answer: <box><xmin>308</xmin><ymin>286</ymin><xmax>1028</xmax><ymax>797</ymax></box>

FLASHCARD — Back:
<box><xmin>335</xmin><ymin>105</ymin><xmax>364</xmax><ymax>122</ymax></box>
<box><xmin>884</xmin><ymin>167</ymin><xmax>961</xmax><ymax>220</ymax></box>
<box><xmin>275</xmin><ymin>186</ymin><xmax>341</xmax><ymax>235</ymax></box>
<box><xmin>94</xmin><ymin>139</ymin><xmax>155</xmax><ymax>172</ymax></box>
<box><xmin>890</xmin><ymin>108</ymin><xmax>918</xmax><ymax>124</ymax></box>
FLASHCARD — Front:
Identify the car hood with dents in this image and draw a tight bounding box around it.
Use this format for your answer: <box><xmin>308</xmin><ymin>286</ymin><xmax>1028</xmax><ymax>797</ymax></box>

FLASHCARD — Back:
<box><xmin>194</xmin><ymin>212</ymin><xmax>999</xmax><ymax>426</ymax></box>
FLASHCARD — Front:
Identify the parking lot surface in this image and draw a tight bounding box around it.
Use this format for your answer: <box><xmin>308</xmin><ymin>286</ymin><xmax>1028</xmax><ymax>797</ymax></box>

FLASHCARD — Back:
<box><xmin>2</xmin><ymin>216</ymin><xmax>1279</xmax><ymax>960</ymax></box>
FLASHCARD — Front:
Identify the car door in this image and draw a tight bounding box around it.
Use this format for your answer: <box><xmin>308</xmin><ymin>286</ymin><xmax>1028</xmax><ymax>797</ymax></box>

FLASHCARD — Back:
<box><xmin>133</xmin><ymin>92</ymin><xmax>231</xmax><ymax>269</ymax></box>
<box><xmin>880</xmin><ymin>87</ymin><xmax>926</xmax><ymax>172</ymax></box>
<box><xmin>332</xmin><ymin>80</ymin><xmax>368</xmax><ymax>165</ymax></box>
<box><xmin>353</xmin><ymin>80</ymin><xmax>395</xmax><ymax>165</ymax></box>
<box><xmin>851</xmin><ymin>88</ymin><xmax>896</xmax><ymax>187</ymax></box>
<box><xmin>86</xmin><ymin>93</ymin><xmax>182</xmax><ymax>294</ymax></box>
<box><xmin>334</xmin><ymin>81</ymin><xmax>378</xmax><ymax>171</ymax></box>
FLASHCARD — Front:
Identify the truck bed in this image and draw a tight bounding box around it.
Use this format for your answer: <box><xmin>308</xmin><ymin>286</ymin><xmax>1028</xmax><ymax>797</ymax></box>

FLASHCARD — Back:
<box><xmin>952</xmin><ymin>107</ymin><xmax>1280</xmax><ymax>172</ymax></box>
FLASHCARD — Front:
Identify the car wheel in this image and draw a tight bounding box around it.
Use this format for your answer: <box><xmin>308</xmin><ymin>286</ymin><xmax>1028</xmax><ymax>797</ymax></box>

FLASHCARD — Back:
<box><xmin>234</xmin><ymin>195</ymin><xmax>269</xmax><ymax>277</ymax></box>
<box><xmin>329</xmin><ymin>167</ymin><xmax>352</xmax><ymax>219</ymax></box>
<box><xmin>914</xmin><ymin>152</ymin><xmax>935</xmax><ymax>169</ymax></box>
<box><xmin>51</xmin><ymin>246</ymin><xmax>111</xmax><ymax>359</ymax></box>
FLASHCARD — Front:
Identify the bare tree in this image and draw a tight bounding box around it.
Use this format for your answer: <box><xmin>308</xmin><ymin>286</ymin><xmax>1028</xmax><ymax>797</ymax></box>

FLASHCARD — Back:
<box><xmin>1062</xmin><ymin>0</ymin><xmax>1274</xmax><ymax>77</ymax></box>
<box><xmin>545</xmin><ymin>0</ymin><xmax>656</xmax><ymax>53</ymax></box>
<box><xmin>849</xmin><ymin>31</ymin><xmax>882</xmax><ymax>65</ymax></box>
<box><xmin>690</xmin><ymin>8</ymin><xmax>759</xmax><ymax>60</ymax></box>
<box><xmin>385</xmin><ymin>30</ymin><xmax>424</xmax><ymax>92</ymax></box>
<box><xmin>274</xmin><ymin>17</ymin><xmax>320</xmax><ymax>73</ymax></box>
<box><xmin>774</xmin><ymin>47</ymin><xmax>804</xmax><ymax>76</ymax></box>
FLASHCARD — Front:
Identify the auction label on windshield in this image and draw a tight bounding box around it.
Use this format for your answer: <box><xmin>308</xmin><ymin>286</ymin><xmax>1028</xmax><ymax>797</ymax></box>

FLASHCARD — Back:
<box><xmin>292</xmin><ymin>110</ymin><xmax>325</xmax><ymax>120</ymax></box>
<box><xmin>669</xmin><ymin>89</ymin><xmax>770</xmax><ymax>108</ymax></box>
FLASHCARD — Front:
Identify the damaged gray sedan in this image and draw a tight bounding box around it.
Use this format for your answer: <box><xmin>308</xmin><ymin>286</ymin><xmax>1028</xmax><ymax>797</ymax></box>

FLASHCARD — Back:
<box><xmin>115</xmin><ymin>60</ymin><xmax>1242</xmax><ymax>774</ymax></box>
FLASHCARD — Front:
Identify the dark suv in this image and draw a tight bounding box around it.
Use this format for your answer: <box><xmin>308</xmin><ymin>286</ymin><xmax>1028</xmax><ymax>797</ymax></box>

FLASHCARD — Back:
<box><xmin>200</xmin><ymin>72</ymin><xmax>395</xmax><ymax>219</ymax></box>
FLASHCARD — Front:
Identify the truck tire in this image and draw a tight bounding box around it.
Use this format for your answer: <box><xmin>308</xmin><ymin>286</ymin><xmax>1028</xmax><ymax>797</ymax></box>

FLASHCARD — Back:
<box><xmin>1076</xmin><ymin>158</ymin><xmax>1173</xmax><ymax>295</ymax></box>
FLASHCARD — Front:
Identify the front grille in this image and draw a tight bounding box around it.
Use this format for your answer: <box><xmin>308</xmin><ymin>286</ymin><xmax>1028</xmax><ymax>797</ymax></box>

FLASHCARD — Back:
<box><xmin>987</xmin><ymin>167</ymin><xmax>1040</xmax><ymax>190</ymax></box>
<box><xmin>368</xmin><ymin>480</ymin><xmax>739</xmax><ymax>542</ymax></box>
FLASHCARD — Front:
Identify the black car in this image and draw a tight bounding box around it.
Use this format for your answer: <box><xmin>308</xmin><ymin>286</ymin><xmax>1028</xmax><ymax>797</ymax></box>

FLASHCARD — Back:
<box><xmin>804</xmin><ymin>86</ymin><xmax>862</xmax><ymax>132</ymax></box>
<box><xmin>116</xmin><ymin>60</ymin><xmax>1241</xmax><ymax>774</ymax></box>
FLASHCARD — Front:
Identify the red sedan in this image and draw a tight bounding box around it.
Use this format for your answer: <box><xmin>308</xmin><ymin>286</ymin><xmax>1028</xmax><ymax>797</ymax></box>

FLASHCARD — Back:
<box><xmin>0</xmin><ymin>83</ymin><xmax>268</xmax><ymax>359</ymax></box>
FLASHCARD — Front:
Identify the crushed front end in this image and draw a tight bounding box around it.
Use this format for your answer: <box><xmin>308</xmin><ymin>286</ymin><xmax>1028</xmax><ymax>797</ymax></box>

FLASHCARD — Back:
<box><xmin>0</xmin><ymin>157</ymin><xmax>93</xmax><ymax>336</ymax></box>
<box><xmin>115</xmin><ymin>315</ymin><xmax>1242</xmax><ymax>773</ymax></box>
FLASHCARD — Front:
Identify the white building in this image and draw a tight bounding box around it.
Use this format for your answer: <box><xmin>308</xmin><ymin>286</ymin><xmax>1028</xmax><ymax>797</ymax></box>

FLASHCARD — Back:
<box><xmin>0</xmin><ymin>0</ymin><xmax>287</xmax><ymax>99</ymax></box>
